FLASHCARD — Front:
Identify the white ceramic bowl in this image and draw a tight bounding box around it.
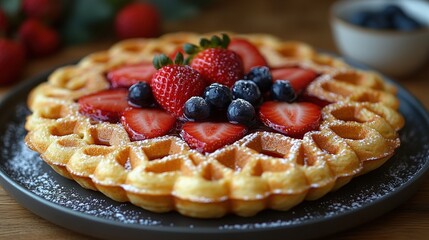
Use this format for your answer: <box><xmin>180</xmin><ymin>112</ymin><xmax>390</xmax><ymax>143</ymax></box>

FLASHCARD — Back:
<box><xmin>331</xmin><ymin>0</ymin><xmax>429</xmax><ymax>77</ymax></box>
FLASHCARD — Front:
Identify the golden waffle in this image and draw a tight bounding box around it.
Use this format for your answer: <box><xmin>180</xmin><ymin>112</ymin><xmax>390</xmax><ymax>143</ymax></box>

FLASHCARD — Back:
<box><xmin>24</xmin><ymin>32</ymin><xmax>404</xmax><ymax>218</ymax></box>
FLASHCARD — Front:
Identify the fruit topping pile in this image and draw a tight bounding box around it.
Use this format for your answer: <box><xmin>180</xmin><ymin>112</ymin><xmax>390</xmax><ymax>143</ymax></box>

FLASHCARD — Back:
<box><xmin>78</xmin><ymin>34</ymin><xmax>322</xmax><ymax>153</ymax></box>
<box><xmin>348</xmin><ymin>4</ymin><xmax>425</xmax><ymax>31</ymax></box>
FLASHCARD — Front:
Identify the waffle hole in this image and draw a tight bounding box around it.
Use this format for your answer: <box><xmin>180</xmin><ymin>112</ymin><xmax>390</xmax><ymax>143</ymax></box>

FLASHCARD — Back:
<box><xmin>321</xmin><ymin>81</ymin><xmax>354</xmax><ymax>97</ymax></box>
<box><xmin>89</xmin><ymin>128</ymin><xmax>113</xmax><ymax>146</ymax></box>
<box><xmin>333</xmin><ymin>72</ymin><xmax>365</xmax><ymax>86</ymax></box>
<box><xmin>278</xmin><ymin>45</ymin><xmax>300</xmax><ymax>58</ymax></box>
<box><xmin>122</xmin><ymin>44</ymin><xmax>143</xmax><ymax>53</ymax></box>
<box><xmin>330</xmin><ymin>106</ymin><xmax>368</xmax><ymax>123</ymax></box>
<box><xmin>146</xmin><ymin>46</ymin><xmax>164</xmax><ymax>55</ymax></box>
<box><xmin>214</xmin><ymin>147</ymin><xmax>252</xmax><ymax>172</ymax></box>
<box><xmin>260</xmin><ymin>150</ymin><xmax>285</xmax><ymax>158</ymax></box>
<box><xmin>243</xmin><ymin>134</ymin><xmax>293</xmax><ymax>158</ymax></box>
<box><xmin>328</xmin><ymin>124</ymin><xmax>366</xmax><ymax>140</ymax></box>
<box><xmin>49</xmin><ymin>121</ymin><xmax>76</xmax><ymax>136</ymax></box>
<box><xmin>38</xmin><ymin>105</ymin><xmax>63</xmax><ymax>119</ymax></box>
<box><xmin>142</xmin><ymin>139</ymin><xmax>184</xmax><ymax>161</ymax></box>
<box><xmin>202</xmin><ymin>163</ymin><xmax>224</xmax><ymax>181</ymax></box>
<box><xmin>90</xmin><ymin>53</ymin><xmax>110</xmax><ymax>64</ymax></box>
<box><xmin>114</xmin><ymin>148</ymin><xmax>131</xmax><ymax>168</ymax></box>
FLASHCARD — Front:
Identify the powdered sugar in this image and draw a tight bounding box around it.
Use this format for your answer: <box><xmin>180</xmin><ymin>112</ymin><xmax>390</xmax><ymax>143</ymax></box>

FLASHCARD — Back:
<box><xmin>1</xmin><ymin>98</ymin><xmax>428</xmax><ymax>233</ymax></box>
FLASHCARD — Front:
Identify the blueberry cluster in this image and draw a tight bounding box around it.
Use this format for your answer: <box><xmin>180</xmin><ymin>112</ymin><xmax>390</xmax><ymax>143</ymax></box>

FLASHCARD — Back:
<box><xmin>348</xmin><ymin>5</ymin><xmax>424</xmax><ymax>31</ymax></box>
<box><xmin>184</xmin><ymin>66</ymin><xmax>297</xmax><ymax>125</ymax></box>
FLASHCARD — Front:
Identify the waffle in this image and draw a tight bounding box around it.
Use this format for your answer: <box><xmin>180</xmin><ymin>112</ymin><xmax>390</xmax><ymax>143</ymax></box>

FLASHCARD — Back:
<box><xmin>24</xmin><ymin>32</ymin><xmax>404</xmax><ymax>218</ymax></box>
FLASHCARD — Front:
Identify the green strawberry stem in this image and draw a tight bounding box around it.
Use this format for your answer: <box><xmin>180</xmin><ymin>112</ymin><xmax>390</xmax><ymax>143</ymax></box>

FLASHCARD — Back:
<box><xmin>183</xmin><ymin>33</ymin><xmax>230</xmax><ymax>62</ymax></box>
<box><xmin>153</xmin><ymin>52</ymin><xmax>185</xmax><ymax>70</ymax></box>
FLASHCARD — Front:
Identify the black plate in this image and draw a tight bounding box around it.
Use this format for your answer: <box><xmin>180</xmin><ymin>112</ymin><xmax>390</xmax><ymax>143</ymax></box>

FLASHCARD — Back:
<box><xmin>1</xmin><ymin>64</ymin><xmax>429</xmax><ymax>240</ymax></box>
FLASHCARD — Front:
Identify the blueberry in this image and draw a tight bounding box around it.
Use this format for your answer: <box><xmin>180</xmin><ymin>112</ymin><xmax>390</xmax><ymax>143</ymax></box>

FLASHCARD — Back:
<box><xmin>231</xmin><ymin>80</ymin><xmax>261</xmax><ymax>105</ymax></box>
<box><xmin>382</xmin><ymin>4</ymin><xmax>405</xmax><ymax>18</ymax></box>
<box><xmin>271</xmin><ymin>80</ymin><xmax>296</xmax><ymax>102</ymax></box>
<box><xmin>244</xmin><ymin>66</ymin><xmax>273</xmax><ymax>93</ymax></box>
<box><xmin>184</xmin><ymin>96</ymin><xmax>211</xmax><ymax>121</ymax></box>
<box><xmin>227</xmin><ymin>99</ymin><xmax>255</xmax><ymax>125</ymax></box>
<box><xmin>393</xmin><ymin>14</ymin><xmax>423</xmax><ymax>31</ymax></box>
<box><xmin>204</xmin><ymin>83</ymin><xmax>233</xmax><ymax>109</ymax></box>
<box><xmin>348</xmin><ymin>10</ymin><xmax>374</xmax><ymax>27</ymax></box>
<box><xmin>364</xmin><ymin>14</ymin><xmax>393</xmax><ymax>29</ymax></box>
<box><xmin>128</xmin><ymin>82</ymin><xmax>153</xmax><ymax>107</ymax></box>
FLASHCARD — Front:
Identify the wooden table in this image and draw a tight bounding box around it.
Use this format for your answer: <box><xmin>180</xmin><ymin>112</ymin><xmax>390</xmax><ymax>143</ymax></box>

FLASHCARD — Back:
<box><xmin>1</xmin><ymin>0</ymin><xmax>428</xmax><ymax>239</ymax></box>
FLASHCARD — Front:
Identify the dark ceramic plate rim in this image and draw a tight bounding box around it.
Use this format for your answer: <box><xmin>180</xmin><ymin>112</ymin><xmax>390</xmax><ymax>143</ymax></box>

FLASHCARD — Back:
<box><xmin>1</xmin><ymin>60</ymin><xmax>429</xmax><ymax>240</ymax></box>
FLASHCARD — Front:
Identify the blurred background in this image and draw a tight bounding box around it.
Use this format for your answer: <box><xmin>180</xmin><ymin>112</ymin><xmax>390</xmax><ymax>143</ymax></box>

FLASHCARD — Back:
<box><xmin>0</xmin><ymin>0</ymin><xmax>346</xmax><ymax>88</ymax></box>
<box><xmin>1</xmin><ymin>0</ymin><xmax>428</xmax><ymax>85</ymax></box>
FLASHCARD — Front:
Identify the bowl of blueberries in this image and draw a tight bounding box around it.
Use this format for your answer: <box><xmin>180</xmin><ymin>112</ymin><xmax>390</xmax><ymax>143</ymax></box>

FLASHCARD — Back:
<box><xmin>331</xmin><ymin>0</ymin><xmax>429</xmax><ymax>77</ymax></box>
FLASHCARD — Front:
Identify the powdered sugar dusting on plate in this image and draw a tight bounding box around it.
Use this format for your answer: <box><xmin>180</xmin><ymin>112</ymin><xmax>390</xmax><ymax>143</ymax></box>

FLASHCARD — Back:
<box><xmin>1</xmin><ymin>104</ymin><xmax>161</xmax><ymax>226</ymax></box>
<box><xmin>1</xmin><ymin>98</ymin><xmax>428</xmax><ymax>231</ymax></box>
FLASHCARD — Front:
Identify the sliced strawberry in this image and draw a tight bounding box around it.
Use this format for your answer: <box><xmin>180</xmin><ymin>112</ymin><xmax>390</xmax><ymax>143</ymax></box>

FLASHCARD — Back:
<box><xmin>181</xmin><ymin>122</ymin><xmax>247</xmax><ymax>153</ymax></box>
<box><xmin>121</xmin><ymin>108</ymin><xmax>176</xmax><ymax>141</ymax></box>
<box><xmin>107</xmin><ymin>62</ymin><xmax>156</xmax><ymax>88</ymax></box>
<box><xmin>78</xmin><ymin>89</ymin><xmax>129</xmax><ymax>123</ymax></box>
<box><xmin>271</xmin><ymin>67</ymin><xmax>318</xmax><ymax>93</ymax></box>
<box><xmin>259</xmin><ymin>101</ymin><xmax>321</xmax><ymax>138</ymax></box>
<box><xmin>228</xmin><ymin>38</ymin><xmax>268</xmax><ymax>73</ymax></box>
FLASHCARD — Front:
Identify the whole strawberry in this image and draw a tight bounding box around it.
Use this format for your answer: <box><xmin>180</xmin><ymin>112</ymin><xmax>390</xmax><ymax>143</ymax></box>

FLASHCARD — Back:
<box><xmin>185</xmin><ymin>34</ymin><xmax>244</xmax><ymax>87</ymax></box>
<box><xmin>22</xmin><ymin>0</ymin><xmax>61</xmax><ymax>23</ymax></box>
<box><xmin>18</xmin><ymin>19</ymin><xmax>60</xmax><ymax>57</ymax></box>
<box><xmin>151</xmin><ymin>53</ymin><xmax>206</xmax><ymax>118</ymax></box>
<box><xmin>0</xmin><ymin>39</ymin><xmax>26</xmax><ymax>85</ymax></box>
<box><xmin>115</xmin><ymin>2</ymin><xmax>161</xmax><ymax>39</ymax></box>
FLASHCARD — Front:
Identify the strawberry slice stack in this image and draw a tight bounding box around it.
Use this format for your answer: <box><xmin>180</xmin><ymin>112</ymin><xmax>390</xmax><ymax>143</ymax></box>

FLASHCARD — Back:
<box><xmin>77</xmin><ymin>33</ymin><xmax>323</xmax><ymax>153</ymax></box>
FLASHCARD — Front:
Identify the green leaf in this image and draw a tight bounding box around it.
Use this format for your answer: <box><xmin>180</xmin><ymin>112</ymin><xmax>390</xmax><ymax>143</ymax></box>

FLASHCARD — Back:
<box><xmin>221</xmin><ymin>34</ymin><xmax>230</xmax><ymax>48</ymax></box>
<box><xmin>0</xmin><ymin>0</ymin><xmax>21</xmax><ymax>15</ymax></box>
<box><xmin>0</xmin><ymin>0</ymin><xmax>23</xmax><ymax>30</ymax></box>
<box><xmin>153</xmin><ymin>55</ymin><xmax>161</xmax><ymax>70</ymax></box>
<box><xmin>183</xmin><ymin>43</ymin><xmax>198</xmax><ymax>55</ymax></box>
<box><xmin>210</xmin><ymin>35</ymin><xmax>221</xmax><ymax>47</ymax></box>
<box><xmin>200</xmin><ymin>38</ymin><xmax>210</xmax><ymax>49</ymax></box>
<box><xmin>174</xmin><ymin>52</ymin><xmax>184</xmax><ymax>65</ymax></box>
<box><xmin>158</xmin><ymin>54</ymin><xmax>173</xmax><ymax>67</ymax></box>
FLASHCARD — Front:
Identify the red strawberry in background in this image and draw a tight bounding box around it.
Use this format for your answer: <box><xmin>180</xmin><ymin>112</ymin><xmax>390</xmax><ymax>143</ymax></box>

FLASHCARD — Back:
<box><xmin>22</xmin><ymin>0</ymin><xmax>62</xmax><ymax>23</ymax></box>
<box><xmin>0</xmin><ymin>9</ymin><xmax>8</xmax><ymax>36</ymax></box>
<box><xmin>228</xmin><ymin>38</ymin><xmax>268</xmax><ymax>73</ymax></box>
<box><xmin>271</xmin><ymin>67</ymin><xmax>318</xmax><ymax>93</ymax></box>
<box><xmin>0</xmin><ymin>39</ymin><xmax>26</xmax><ymax>85</ymax></box>
<box><xmin>151</xmin><ymin>53</ymin><xmax>206</xmax><ymax>117</ymax></box>
<box><xmin>259</xmin><ymin>101</ymin><xmax>321</xmax><ymax>138</ymax></box>
<box><xmin>78</xmin><ymin>89</ymin><xmax>129</xmax><ymax>123</ymax></box>
<box><xmin>121</xmin><ymin>108</ymin><xmax>176</xmax><ymax>141</ymax></box>
<box><xmin>18</xmin><ymin>19</ymin><xmax>60</xmax><ymax>57</ymax></box>
<box><xmin>185</xmin><ymin>34</ymin><xmax>244</xmax><ymax>87</ymax></box>
<box><xmin>107</xmin><ymin>62</ymin><xmax>156</xmax><ymax>88</ymax></box>
<box><xmin>115</xmin><ymin>2</ymin><xmax>161</xmax><ymax>39</ymax></box>
<box><xmin>181</xmin><ymin>122</ymin><xmax>247</xmax><ymax>153</ymax></box>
